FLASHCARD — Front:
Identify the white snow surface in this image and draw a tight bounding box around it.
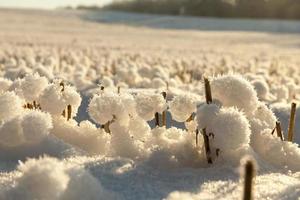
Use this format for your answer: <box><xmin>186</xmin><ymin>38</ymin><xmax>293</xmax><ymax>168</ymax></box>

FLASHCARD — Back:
<box><xmin>0</xmin><ymin>9</ymin><xmax>299</xmax><ymax>200</ymax></box>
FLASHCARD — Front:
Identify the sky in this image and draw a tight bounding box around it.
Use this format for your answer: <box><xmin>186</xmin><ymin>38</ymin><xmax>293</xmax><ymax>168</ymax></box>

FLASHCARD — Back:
<box><xmin>0</xmin><ymin>0</ymin><xmax>113</xmax><ymax>9</ymax></box>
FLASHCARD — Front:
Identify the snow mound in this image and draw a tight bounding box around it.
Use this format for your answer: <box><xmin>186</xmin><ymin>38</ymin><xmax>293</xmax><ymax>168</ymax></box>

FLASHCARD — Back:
<box><xmin>51</xmin><ymin>117</ymin><xmax>110</xmax><ymax>155</ymax></box>
<box><xmin>166</xmin><ymin>173</ymin><xmax>300</xmax><ymax>200</ymax></box>
<box><xmin>252</xmin><ymin>128</ymin><xmax>300</xmax><ymax>171</ymax></box>
<box><xmin>0</xmin><ymin>110</ymin><xmax>53</xmax><ymax>147</ymax></box>
<box><xmin>3</xmin><ymin>156</ymin><xmax>114</xmax><ymax>200</ymax></box>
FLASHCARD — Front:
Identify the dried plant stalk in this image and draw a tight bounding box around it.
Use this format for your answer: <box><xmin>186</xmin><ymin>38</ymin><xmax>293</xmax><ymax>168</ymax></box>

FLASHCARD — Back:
<box><xmin>243</xmin><ymin>160</ymin><xmax>255</xmax><ymax>200</ymax></box>
<box><xmin>155</xmin><ymin>112</ymin><xmax>160</xmax><ymax>127</ymax></box>
<box><xmin>104</xmin><ymin>122</ymin><xmax>110</xmax><ymax>133</ymax></box>
<box><xmin>195</xmin><ymin>129</ymin><xmax>199</xmax><ymax>146</ymax></box>
<box><xmin>287</xmin><ymin>103</ymin><xmax>297</xmax><ymax>142</ymax></box>
<box><xmin>161</xmin><ymin>92</ymin><xmax>167</xmax><ymax>127</ymax></box>
<box><xmin>276</xmin><ymin>121</ymin><xmax>284</xmax><ymax>141</ymax></box>
<box><xmin>201</xmin><ymin>128</ymin><xmax>213</xmax><ymax>164</ymax></box>
<box><xmin>162</xmin><ymin>111</ymin><xmax>167</xmax><ymax>127</ymax></box>
<box><xmin>204</xmin><ymin>77</ymin><xmax>212</xmax><ymax>104</ymax></box>
<box><xmin>67</xmin><ymin>104</ymin><xmax>72</xmax><ymax>121</ymax></box>
<box><xmin>60</xmin><ymin>82</ymin><xmax>65</xmax><ymax>92</ymax></box>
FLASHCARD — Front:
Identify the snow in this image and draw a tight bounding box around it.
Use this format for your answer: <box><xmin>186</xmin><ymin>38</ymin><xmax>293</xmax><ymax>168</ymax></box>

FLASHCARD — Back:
<box><xmin>0</xmin><ymin>8</ymin><xmax>300</xmax><ymax>200</ymax></box>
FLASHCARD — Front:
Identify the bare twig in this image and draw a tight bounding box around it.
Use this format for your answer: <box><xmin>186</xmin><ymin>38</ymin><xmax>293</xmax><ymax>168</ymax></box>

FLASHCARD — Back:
<box><xmin>287</xmin><ymin>103</ymin><xmax>296</xmax><ymax>142</ymax></box>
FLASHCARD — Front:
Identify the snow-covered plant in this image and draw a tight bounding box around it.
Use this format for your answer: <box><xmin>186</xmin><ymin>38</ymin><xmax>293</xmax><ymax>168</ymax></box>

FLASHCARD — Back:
<box><xmin>39</xmin><ymin>81</ymin><xmax>81</xmax><ymax>119</ymax></box>
<box><xmin>88</xmin><ymin>91</ymin><xmax>136</xmax><ymax>128</ymax></box>
<box><xmin>10</xmin><ymin>73</ymin><xmax>48</xmax><ymax>107</ymax></box>
<box><xmin>4</xmin><ymin>156</ymin><xmax>114</xmax><ymax>200</ymax></box>
<box><xmin>135</xmin><ymin>92</ymin><xmax>167</xmax><ymax>122</ymax></box>
<box><xmin>211</xmin><ymin>74</ymin><xmax>259</xmax><ymax>115</ymax></box>
<box><xmin>169</xmin><ymin>93</ymin><xmax>198</xmax><ymax>122</ymax></box>
<box><xmin>0</xmin><ymin>91</ymin><xmax>24</xmax><ymax>123</ymax></box>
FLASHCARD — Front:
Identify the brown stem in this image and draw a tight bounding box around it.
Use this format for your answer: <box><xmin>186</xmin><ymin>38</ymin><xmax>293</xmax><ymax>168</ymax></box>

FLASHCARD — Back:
<box><xmin>155</xmin><ymin>112</ymin><xmax>160</xmax><ymax>127</ymax></box>
<box><xmin>287</xmin><ymin>103</ymin><xmax>297</xmax><ymax>142</ymax></box>
<box><xmin>161</xmin><ymin>92</ymin><xmax>167</xmax><ymax>127</ymax></box>
<box><xmin>204</xmin><ymin>77</ymin><xmax>212</xmax><ymax>104</ymax></box>
<box><xmin>60</xmin><ymin>82</ymin><xmax>65</xmax><ymax>92</ymax></box>
<box><xmin>186</xmin><ymin>113</ymin><xmax>194</xmax><ymax>122</ymax></box>
<box><xmin>67</xmin><ymin>104</ymin><xmax>72</xmax><ymax>121</ymax></box>
<box><xmin>276</xmin><ymin>121</ymin><xmax>284</xmax><ymax>141</ymax></box>
<box><xmin>243</xmin><ymin>160</ymin><xmax>255</xmax><ymax>200</ymax></box>
<box><xmin>104</xmin><ymin>121</ymin><xmax>110</xmax><ymax>133</ymax></box>
<box><xmin>202</xmin><ymin>128</ymin><xmax>213</xmax><ymax>164</ymax></box>
<box><xmin>196</xmin><ymin>129</ymin><xmax>199</xmax><ymax>146</ymax></box>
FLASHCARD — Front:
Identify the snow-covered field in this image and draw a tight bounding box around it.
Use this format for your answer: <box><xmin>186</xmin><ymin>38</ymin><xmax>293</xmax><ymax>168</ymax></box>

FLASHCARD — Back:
<box><xmin>0</xmin><ymin>8</ymin><xmax>300</xmax><ymax>200</ymax></box>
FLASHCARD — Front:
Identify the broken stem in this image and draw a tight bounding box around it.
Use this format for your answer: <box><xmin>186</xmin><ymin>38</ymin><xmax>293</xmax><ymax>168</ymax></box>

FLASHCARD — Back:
<box><xmin>67</xmin><ymin>104</ymin><xmax>72</xmax><ymax>121</ymax></box>
<box><xmin>243</xmin><ymin>160</ymin><xmax>255</xmax><ymax>200</ymax></box>
<box><xmin>287</xmin><ymin>102</ymin><xmax>296</xmax><ymax>142</ymax></box>
<box><xmin>155</xmin><ymin>112</ymin><xmax>160</xmax><ymax>127</ymax></box>
<box><xmin>204</xmin><ymin>77</ymin><xmax>212</xmax><ymax>104</ymax></box>
<box><xmin>276</xmin><ymin>121</ymin><xmax>284</xmax><ymax>141</ymax></box>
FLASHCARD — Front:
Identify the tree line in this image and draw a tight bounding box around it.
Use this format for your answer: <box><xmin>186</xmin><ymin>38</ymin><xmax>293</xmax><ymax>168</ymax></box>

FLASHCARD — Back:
<box><xmin>101</xmin><ymin>0</ymin><xmax>300</xmax><ymax>20</ymax></box>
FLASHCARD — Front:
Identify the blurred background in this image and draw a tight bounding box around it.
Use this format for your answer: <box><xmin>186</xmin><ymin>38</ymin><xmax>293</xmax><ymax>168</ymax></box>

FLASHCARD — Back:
<box><xmin>0</xmin><ymin>0</ymin><xmax>299</xmax><ymax>33</ymax></box>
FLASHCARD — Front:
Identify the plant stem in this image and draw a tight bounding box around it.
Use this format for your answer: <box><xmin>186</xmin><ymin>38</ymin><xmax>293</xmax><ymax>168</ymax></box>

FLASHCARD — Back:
<box><xmin>243</xmin><ymin>160</ymin><xmax>255</xmax><ymax>200</ymax></box>
<box><xmin>196</xmin><ymin>129</ymin><xmax>199</xmax><ymax>146</ymax></box>
<box><xmin>202</xmin><ymin>128</ymin><xmax>213</xmax><ymax>164</ymax></box>
<box><xmin>204</xmin><ymin>77</ymin><xmax>212</xmax><ymax>104</ymax></box>
<box><xmin>161</xmin><ymin>92</ymin><xmax>167</xmax><ymax>127</ymax></box>
<box><xmin>287</xmin><ymin>102</ymin><xmax>296</xmax><ymax>142</ymax></box>
<box><xmin>67</xmin><ymin>104</ymin><xmax>72</xmax><ymax>121</ymax></box>
<box><xmin>276</xmin><ymin>121</ymin><xmax>284</xmax><ymax>141</ymax></box>
<box><xmin>155</xmin><ymin>112</ymin><xmax>160</xmax><ymax>127</ymax></box>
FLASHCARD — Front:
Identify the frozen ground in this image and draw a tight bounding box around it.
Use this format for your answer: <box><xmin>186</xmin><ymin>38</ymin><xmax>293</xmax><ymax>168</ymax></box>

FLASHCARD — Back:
<box><xmin>0</xmin><ymin>8</ymin><xmax>300</xmax><ymax>200</ymax></box>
